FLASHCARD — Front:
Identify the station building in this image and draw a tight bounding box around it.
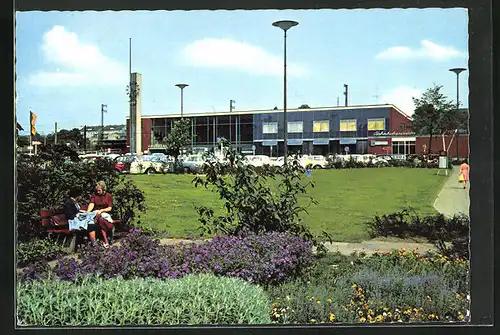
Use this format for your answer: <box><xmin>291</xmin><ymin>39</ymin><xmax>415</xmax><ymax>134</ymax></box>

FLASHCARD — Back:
<box><xmin>126</xmin><ymin>104</ymin><xmax>469</xmax><ymax>158</ymax></box>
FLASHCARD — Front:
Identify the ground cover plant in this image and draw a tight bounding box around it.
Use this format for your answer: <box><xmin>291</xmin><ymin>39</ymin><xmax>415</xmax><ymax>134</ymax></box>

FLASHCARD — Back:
<box><xmin>129</xmin><ymin>167</ymin><xmax>447</xmax><ymax>242</ymax></box>
<box><xmin>19</xmin><ymin>230</ymin><xmax>315</xmax><ymax>286</ymax></box>
<box><xmin>266</xmin><ymin>249</ymin><xmax>469</xmax><ymax>324</ymax></box>
<box><xmin>16</xmin><ymin>238</ymin><xmax>67</xmax><ymax>267</ymax></box>
<box><xmin>17</xmin><ymin>274</ymin><xmax>271</xmax><ymax>326</ymax></box>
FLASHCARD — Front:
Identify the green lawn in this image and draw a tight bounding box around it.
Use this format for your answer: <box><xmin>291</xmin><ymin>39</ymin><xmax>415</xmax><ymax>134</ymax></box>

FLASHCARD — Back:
<box><xmin>128</xmin><ymin>168</ymin><xmax>448</xmax><ymax>242</ymax></box>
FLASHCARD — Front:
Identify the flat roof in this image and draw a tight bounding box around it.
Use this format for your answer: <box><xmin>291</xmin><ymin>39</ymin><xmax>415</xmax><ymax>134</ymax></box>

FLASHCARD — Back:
<box><xmin>127</xmin><ymin>103</ymin><xmax>412</xmax><ymax>121</ymax></box>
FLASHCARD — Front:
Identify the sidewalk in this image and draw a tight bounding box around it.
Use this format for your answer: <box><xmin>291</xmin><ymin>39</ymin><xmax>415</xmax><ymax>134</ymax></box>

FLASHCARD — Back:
<box><xmin>155</xmin><ymin>238</ymin><xmax>438</xmax><ymax>255</ymax></box>
<box><xmin>433</xmin><ymin>166</ymin><xmax>470</xmax><ymax>218</ymax></box>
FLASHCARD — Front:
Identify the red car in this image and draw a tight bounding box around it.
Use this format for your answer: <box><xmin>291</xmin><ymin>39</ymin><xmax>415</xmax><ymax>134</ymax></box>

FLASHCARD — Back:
<box><xmin>114</xmin><ymin>155</ymin><xmax>136</xmax><ymax>173</ymax></box>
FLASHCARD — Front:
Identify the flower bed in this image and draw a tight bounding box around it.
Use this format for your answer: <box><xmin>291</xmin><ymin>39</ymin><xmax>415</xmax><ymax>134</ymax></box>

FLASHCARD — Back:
<box><xmin>266</xmin><ymin>249</ymin><xmax>469</xmax><ymax>324</ymax></box>
<box><xmin>20</xmin><ymin>230</ymin><xmax>315</xmax><ymax>286</ymax></box>
<box><xmin>17</xmin><ymin>231</ymin><xmax>469</xmax><ymax>325</ymax></box>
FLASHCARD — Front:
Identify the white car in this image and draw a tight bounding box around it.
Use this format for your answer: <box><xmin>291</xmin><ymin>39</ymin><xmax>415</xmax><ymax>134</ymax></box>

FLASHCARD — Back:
<box><xmin>182</xmin><ymin>155</ymin><xmax>206</xmax><ymax>173</ymax></box>
<box><xmin>243</xmin><ymin>155</ymin><xmax>272</xmax><ymax>167</ymax></box>
<box><xmin>129</xmin><ymin>155</ymin><xmax>172</xmax><ymax>174</ymax></box>
<box><xmin>302</xmin><ymin>155</ymin><xmax>328</xmax><ymax>169</ymax></box>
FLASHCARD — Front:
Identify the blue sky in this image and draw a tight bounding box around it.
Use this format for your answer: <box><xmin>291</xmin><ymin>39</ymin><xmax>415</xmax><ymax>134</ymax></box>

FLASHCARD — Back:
<box><xmin>15</xmin><ymin>9</ymin><xmax>468</xmax><ymax>135</ymax></box>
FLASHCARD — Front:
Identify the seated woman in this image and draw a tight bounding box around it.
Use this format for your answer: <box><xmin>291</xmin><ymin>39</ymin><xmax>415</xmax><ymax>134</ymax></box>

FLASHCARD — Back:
<box><xmin>64</xmin><ymin>187</ymin><xmax>84</xmax><ymax>220</ymax></box>
<box><xmin>64</xmin><ymin>187</ymin><xmax>99</xmax><ymax>243</ymax></box>
<box><xmin>86</xmin><ymin>181</ymin><xmax>114</xmax><ymax>248</ymax></box>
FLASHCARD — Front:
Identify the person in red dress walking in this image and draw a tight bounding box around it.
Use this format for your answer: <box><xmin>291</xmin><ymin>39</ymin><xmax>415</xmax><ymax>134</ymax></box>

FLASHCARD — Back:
<box><xmin>459</xmin><ymin>159</ymin><xmax>470</xmax><ymax>190</ymax></box>
<box><xmin>86</xmin><ymin>181</ymin><xmax>114</xmax><ymax>248</ymax></box>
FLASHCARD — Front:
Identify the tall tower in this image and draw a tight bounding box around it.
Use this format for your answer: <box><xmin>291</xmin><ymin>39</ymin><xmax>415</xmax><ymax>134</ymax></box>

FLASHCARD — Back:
<box><xmin>129</xmin><ymin>72</ymin><xmax>143</xmax><ymax>154</ymax></box>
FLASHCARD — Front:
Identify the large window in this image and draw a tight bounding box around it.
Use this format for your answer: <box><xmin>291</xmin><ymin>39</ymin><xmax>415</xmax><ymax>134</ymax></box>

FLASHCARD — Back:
<box><xmin>287</xmin><ymin>121</ymin><xmax>303</xmax><ymax>133</ymax></box>
<box><xmin>392</xmin><ymin>141</ymin><xmax>416</xmax><ymax>155</ymax></box>
<box><xmin>263</xmin><ymin>122</ymin><xmax>278</xmax><ymax>134</ymax></box>
<box><xmin>340</xmin><ymin>119</ymin><xmax>357</xmax><ymax>132</ymax></box>
<box><xmin>367</xmin><ymin>118</ymin><xmax>385</xmax><ymax>131</ymax></box>
<box><xmin>313</xmin><ymin>120</ymin><xmax>329</xmax><ymax>132</ymax></box>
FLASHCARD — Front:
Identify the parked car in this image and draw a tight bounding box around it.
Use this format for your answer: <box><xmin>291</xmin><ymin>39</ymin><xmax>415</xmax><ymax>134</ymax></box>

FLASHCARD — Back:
<box><xmin>124</xmin><ymin>155</ymin><xmax>173</xmax><ymax>174</ymax></box>
<box><xmin>243</xmin><ymin>155</ymin><xmax>272</xmax><ymax>167</ymax></box>
<box><xmin>302</xmin><ymin>155</ymin><xmax>328</xmax><ymax>169</ymax></box>
<box><xmin>273</xmin><ymin>157</ymin><xmax>285</xmax><ymax>167</ymax></box>
<box><xmin>114</xmin><ymin>155</ymin><xmax>137</xmax><ymax>173</ymax></box>
<box><xmin>182</xmin><ymin>155</ymin><xmax>206</xmax><ymax>173</ymax></box>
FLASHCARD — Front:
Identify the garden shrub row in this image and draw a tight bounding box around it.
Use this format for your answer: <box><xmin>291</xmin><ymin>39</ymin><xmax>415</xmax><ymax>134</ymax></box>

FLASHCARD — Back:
<box><xmin>267</xmin><ymin>250</ymin><xmax>469</xmax><ymax>324</ymax></box>
<box><xmin>326</xmin><ymin>155</ymin><xmax>450</xmax><ymax>170</ymax></box>
<box><xmin>17</xmin><ymin>274</ymin><xmax>271</xmax><ymax>326</ymax></box>
<box><xmin>365</xmin><ymin>209</ymin><xmax>469</xmax><ymax>258</ymax></box>
<box><xmin>19</xmin><ymin>230</ymin><xmax>315</xmax><ymax>286</ymax></box>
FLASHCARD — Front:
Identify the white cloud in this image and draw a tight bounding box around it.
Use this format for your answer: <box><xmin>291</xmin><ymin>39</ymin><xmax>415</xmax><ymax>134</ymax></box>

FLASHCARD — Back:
<box><xmin>28</xmin><ymin>25</ymin><xmax>127</xmax><ymax>87</ymax></box>
<box><xmin>182</xmin><ymin>38</ymin><xmax>309</xmax><ymax>77</ymax></box>
<box><xmin>376</xmin><ymin>40</ymin><xmax>463</xmax><ymax>61</ymax></box>
<box><xmin>378</xmin><ymin>87</ymin><xmax>422</xmax><ymax>116</ymax></box>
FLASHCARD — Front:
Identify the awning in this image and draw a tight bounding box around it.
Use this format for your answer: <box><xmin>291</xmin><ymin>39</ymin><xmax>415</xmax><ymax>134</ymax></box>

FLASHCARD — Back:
<box><xmin>313</xmin><ymin>139</ymin><xmax>330</xmax><ymax>145</ymax></box>
<box><xmin>339</xmin><ymin>139</ymin><xmax>357</xmax><ymax>145</ymax></box>
<box><xmin>262</xmin><ymin>140</ymin><xmax>278</xmax><ymax>146</ymax></box>
<box><xmin>287</xmin><ymin>139</ymin><xmax>303</xmax><ymax>146</ymax></box>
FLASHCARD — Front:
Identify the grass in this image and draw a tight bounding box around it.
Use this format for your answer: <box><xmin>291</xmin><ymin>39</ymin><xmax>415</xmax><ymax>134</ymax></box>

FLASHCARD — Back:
<box><xmin>128</xmin><ymin>168</ymin><xmax>448</xmax><ymax>242</ymax></box>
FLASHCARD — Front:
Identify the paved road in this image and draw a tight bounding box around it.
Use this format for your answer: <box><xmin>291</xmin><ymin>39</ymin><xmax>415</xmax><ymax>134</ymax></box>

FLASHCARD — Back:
<box><xmin>433</xmin><ymin>166</ymin><xmax>470</xmax><ymax>218</ymax></box>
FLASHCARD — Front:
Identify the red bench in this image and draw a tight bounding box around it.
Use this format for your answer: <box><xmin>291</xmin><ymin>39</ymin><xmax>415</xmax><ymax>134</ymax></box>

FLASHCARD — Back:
<box><xmin>40</xmin><ymin>205</ymin><xmax>120</xmax><ymax>253</ymax></box>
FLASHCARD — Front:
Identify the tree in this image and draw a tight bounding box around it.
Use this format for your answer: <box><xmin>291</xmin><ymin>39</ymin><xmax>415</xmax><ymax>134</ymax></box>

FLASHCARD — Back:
<box><xmin>298</xmin><ymin>104</ymin><xmax>311</xmax><ymax>109</ymax></box>
<box><xmin>412</xmin><ymin>84</ymin><xmax>458</xmax><ymax>154</ymax></box>
<box><xmin>45</xmin><ymin>128</ymin><xmax>88</xmax><ymax>149</ymax></box>
<box><xmin>165</xmin><ymin>118</ymin><xmax>193</xmax><ymax>166</ymax></box>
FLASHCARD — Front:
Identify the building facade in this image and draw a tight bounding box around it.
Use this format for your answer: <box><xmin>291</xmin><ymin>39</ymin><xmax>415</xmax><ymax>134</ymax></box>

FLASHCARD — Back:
<box><xmin>126</xmin><ymin>104</ymin><xmax>469</xmax><ymax>158</ymax></box>
<box><xmin>83</xmin><ymin>125</ymin><xmax>127</xmax><ymax>148</ymax></box>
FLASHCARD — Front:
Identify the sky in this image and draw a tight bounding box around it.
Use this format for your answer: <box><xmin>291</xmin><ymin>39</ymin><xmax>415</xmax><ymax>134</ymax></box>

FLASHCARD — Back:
<box><xmin>15</xmin><ymin>9</ymin><xmax>469</xmax><ymax>135</ymax></box>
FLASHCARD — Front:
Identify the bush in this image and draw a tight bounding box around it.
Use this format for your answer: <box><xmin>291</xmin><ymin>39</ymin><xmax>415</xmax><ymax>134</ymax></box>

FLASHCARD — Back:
<box><xmin>16</xmin><ymin>238</ymin><xmax>67</xmax><ymax>267</ymax></box>
<box><xmin>193</xmin><ymin>140</ymin><xmax>331</xmax><ymax>253</ymax></box>
<box><xmin>365</xmin><ymin>209</ymin><xmax>469</xmax><ymax>258</ymax></box>
<box><xmin>21</xmin><ymin>231</ymin><xmax>314</xmax><ymax>286</ymax></box>
<box><xmin>17</xmin><ymin>274</ymin><xmax>271</xmax><ymax>326</ymax></box>
<box><xmin>267</xmin><ymin>249</ymin><xmax>469</xmax><ymax>324</ymax></box>
<box><xmin>16</xmin><ymin>145</ymin><xmax>146</xmax><ymax>241</ymax></box>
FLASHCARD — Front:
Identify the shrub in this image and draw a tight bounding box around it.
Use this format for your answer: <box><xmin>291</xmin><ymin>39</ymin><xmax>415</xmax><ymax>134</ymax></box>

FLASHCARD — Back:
<box><xmin>16</xmin><ymin>274</ymin><xmax>271</xmax><ymax>326</ymax></box>
<box><xmin>16</xmin><ymin>238</ymin><xmax>67</xmax><ymax>267</ymax></box>
<box><xmin>365</xmin><ymin>209</ymin><xmax>470</xmax><ymax>258</ymax></box>
<box><xmin>16</xmin><ymin>145</ymin><xmax>146</xmax><ymax>241</ymax></box>
<box><xmin>192</xmin><ymin>140</ymin><xmax>331</xmax><ymax>253</ymax></box>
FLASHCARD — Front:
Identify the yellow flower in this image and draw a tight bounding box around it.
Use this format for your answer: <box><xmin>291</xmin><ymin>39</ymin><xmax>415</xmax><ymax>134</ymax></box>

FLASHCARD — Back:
<box><xmin>359</xmin><ymin>311</ymin><xmax>364</xmax><ymax>316</ymax></box>
<box><xmin>329</xmin><ymin>313</ymin><xmax>336</xmax><ymax>322</ymax></box>
<box><xmin>275</xmin><ymin>313</ymin><xmax>281</xmax><ymax>318</ymax></box>
<box><xmin>360</xmin><ymin>317</ymin><xmax>367</xmax><ymax>323</ymax></box>
<box><xmin>311</xmin><ymin>319</ymin><xmax>317</xmax><ymax>323</ymax></box>
<box><xmin>317</xmin><ymin>300</ymin><xmax>321</xmax><ymax>304</ymax></box>
<box><xmin>327</xmin><ymin>298</ymin><xmax>333</xmax><ymax>303</ymax></box>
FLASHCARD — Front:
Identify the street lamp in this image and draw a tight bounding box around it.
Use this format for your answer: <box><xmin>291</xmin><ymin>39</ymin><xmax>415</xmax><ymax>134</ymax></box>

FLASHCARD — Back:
<box><xmin>273</xmin><ymin>20</ymin><xmax>299</xmax><ymax>165</ymax></box>
<box><xmin>449</xmin><ymin>68</ymin><xmax>466</xmax><ymax>161</ymax></box>
<box><xmin>175</xmin><ymin>84</ymin><xmax>189</xmax><ymax>118</ymax></box>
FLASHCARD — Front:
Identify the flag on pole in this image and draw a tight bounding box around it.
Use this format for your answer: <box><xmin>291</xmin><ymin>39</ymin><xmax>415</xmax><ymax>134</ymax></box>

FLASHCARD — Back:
<box><xmin>30</xmin><ymin>111</ymin><xmax>37</xmax><ymax>136</ymax></box>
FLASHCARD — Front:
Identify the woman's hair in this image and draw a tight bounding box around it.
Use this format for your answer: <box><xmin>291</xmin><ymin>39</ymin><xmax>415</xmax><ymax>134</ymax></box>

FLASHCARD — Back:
<box><xmin>68</xmin><ymin>187</ymin><xmax>82</xmax><ymax>198</ymax></box>
<box><xmin>96</xmin><ymin>181</ymin><xmax>107</xmax><ymax>192</ymax></box>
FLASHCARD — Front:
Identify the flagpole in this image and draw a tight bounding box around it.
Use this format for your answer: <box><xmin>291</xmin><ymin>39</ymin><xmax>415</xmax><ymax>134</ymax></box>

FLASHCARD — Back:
<box><xmin>29</xmin><ymin>111</ymin><xmax>32</xmax><ymax>155</ymax></box>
